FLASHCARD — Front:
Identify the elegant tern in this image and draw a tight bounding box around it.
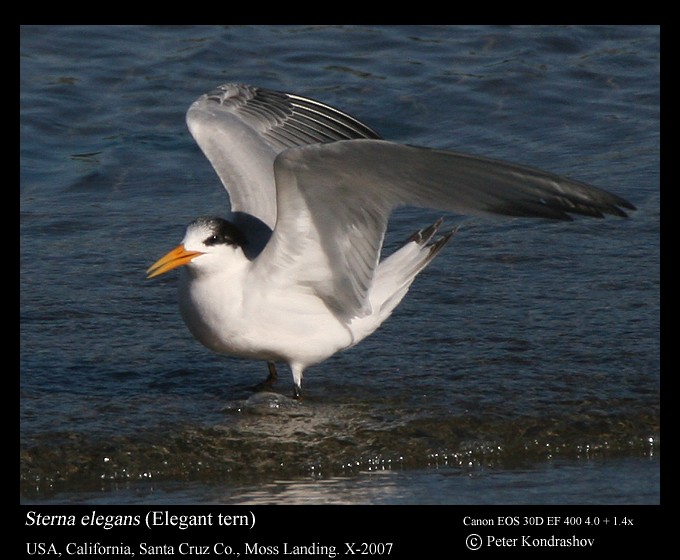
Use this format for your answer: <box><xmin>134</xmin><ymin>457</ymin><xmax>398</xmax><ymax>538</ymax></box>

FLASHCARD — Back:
<box><xmin>147</xmin><ymin>84</ymin><xmax>635</xmax><ymax>399</ymax></box>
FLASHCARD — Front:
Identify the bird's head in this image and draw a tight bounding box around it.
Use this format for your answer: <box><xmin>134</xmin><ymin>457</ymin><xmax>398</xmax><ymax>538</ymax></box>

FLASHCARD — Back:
<box><xmin>146</xmin><ymin>216</ymin><xmax>247</xmax><ymax>279</ymax></box>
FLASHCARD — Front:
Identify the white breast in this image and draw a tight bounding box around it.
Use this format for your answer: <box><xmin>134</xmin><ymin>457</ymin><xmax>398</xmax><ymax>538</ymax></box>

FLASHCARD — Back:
<box><xmin>177</xmin><ymin>266</ymin><xmax>354</xmax><ymax>368</ymax></box>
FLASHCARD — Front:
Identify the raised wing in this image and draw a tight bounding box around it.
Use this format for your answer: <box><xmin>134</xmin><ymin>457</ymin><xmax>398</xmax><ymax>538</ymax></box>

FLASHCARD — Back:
<box><xmin>186</xmin><ymin>84</ymin><xmax>381</xmax><ymax>230</ymax></box>
<box><xmin>256</xmin><ymin>139</ymin><xmax>635</xmax><ymax>320</ymax></box>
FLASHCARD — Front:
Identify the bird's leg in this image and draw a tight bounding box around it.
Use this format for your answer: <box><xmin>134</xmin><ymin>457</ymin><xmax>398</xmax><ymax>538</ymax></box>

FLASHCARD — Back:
<box><xmin>251</xmin><ymin>361</ymin><xmax>278</xmax><ymax>392</ymax></box>
<box><xmin>266</xmin><ymin>361</ymin><xmax>278</xmax><ymax>384</ymax></box>
<box><xmin>291</xmin><ymin>364</ymin><xmax>304</xmax><ymax>400</ymax></box>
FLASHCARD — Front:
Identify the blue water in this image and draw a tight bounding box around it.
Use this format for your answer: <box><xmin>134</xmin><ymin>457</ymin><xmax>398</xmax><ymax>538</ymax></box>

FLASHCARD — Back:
<box><xmin>20</xmin><ymin>25</ymin><xmax>659</xmax><ymax>504</ymax></box>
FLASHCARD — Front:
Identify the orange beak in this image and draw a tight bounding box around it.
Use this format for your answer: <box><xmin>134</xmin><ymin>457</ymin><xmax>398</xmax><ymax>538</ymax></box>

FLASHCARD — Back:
<box><xmin>146</xmin><ymin>245</ymin><xmax>204</xmax><ymax>279</ymax></box>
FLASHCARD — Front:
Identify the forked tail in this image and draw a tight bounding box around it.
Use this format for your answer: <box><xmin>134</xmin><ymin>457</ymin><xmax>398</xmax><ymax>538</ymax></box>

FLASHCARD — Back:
<box><xmin>348</xmin><ymin>219</ymin><xmax>457</xmax><ymax>343</ymax></box>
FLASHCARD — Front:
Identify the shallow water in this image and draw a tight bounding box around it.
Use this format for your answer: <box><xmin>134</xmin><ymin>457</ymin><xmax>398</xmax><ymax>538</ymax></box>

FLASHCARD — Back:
<box><xmin>20</xmin><ymin>25</ymin><xmax>659</xmax><ymax>505</ymax></box>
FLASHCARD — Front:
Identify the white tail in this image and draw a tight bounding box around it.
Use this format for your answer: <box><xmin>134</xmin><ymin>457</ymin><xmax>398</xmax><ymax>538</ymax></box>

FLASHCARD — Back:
<box><xmin>348</xmin><ymin>219</ymin><xmax>457</xmax><ymax>344</ymax></box>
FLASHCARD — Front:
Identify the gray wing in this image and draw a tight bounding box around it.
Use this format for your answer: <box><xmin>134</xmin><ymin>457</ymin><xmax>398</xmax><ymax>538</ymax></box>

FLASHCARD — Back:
<box><xmin>186</xmin><ymin>84</ymin><xmax>381</xmax><ymax>230</ymax></box>
<box><xmin>255</xmin><ymin>139</ymin><xmax>635</xmax><ymax>319</ymax></box>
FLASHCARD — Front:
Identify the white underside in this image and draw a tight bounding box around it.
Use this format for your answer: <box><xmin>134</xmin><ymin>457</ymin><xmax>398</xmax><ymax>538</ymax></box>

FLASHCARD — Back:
<box><xmin>178</xmin><ymin>235</ymin><xmax>436</xmax><ymax>387</ymax></box>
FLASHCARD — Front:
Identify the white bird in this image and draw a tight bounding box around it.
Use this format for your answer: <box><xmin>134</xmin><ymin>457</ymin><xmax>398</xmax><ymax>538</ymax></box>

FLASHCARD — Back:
<box><xmin>147</xmin><ymin>84</ymin><xmax>635</xmax><ymax>399</ymax></box>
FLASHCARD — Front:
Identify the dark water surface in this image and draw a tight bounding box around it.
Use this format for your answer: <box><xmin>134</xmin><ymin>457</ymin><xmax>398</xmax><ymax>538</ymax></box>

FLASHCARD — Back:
<box><xmin>20</xmin><ymin>25</ymin><xmax>659</xmax><ymax>504</ymax></box>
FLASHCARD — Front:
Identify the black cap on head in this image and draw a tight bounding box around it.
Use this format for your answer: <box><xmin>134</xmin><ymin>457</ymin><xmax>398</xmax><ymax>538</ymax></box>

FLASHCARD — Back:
<box><xmin>191</xmin><ymin>216</ymin><xmax>247</xmax><ymax>248</ymax></box>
